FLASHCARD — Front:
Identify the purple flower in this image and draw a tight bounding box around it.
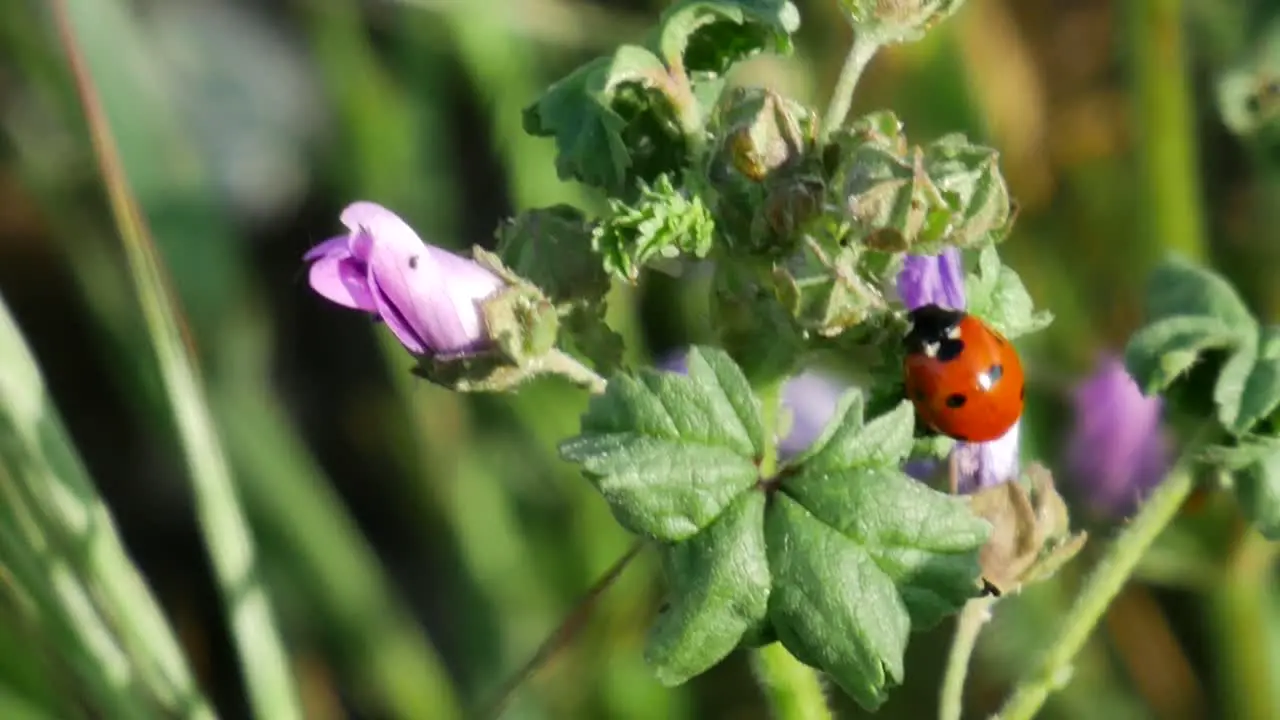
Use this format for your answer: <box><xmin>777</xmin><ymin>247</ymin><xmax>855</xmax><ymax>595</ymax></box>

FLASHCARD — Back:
<box><xmin>897</xmin><ymin>249</ymin><xmax>1021</xmax><ymax>492</ymax></box>
<box><xmin>897</xmin><ymin>248</ymin><xmax>966</xmax><ymax>311</ymax></box>
<box><xmin>304</xmin><ymin>201</ymin><xmax>505</xmax><ymax>356</ymax></box>
<box><xmin>1066</xmin><ymin>355</ymin><xmax>1170</xmax><ymax>516</ymax></box>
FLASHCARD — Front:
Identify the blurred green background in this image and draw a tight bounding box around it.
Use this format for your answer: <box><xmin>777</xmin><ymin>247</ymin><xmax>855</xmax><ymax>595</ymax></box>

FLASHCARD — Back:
<box><xmin>3</xmin><ymin>0</ymin><xmax>1280</xmax><ymax>718</ymax></box>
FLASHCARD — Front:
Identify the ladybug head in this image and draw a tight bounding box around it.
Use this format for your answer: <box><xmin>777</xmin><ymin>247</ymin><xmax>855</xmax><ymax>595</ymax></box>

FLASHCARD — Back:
<box><xmin>903</xmin><ymin>304</ymin><xmax>965</xmax><ymax>356</ymax></box>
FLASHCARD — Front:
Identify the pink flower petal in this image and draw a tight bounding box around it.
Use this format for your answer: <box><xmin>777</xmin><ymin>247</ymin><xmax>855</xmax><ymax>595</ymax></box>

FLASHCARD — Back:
<box><xmin>368</xmin><ymin>242</ymin><xmax>488</xmax><ymax>354</ymax></box>
<box><xmin>369</xmin><ymin>277</ymin><xmax>427</xmax><ymax>354</ymax></box>
<box><xmin>303</xmin><ymin>235</ymin><xmax>349</xmax><ymax>262</ymax></box>
<box><xmin>308</xmin><ymin>254</ymin><xmax>377</xmax><ymax>311</ymax></box>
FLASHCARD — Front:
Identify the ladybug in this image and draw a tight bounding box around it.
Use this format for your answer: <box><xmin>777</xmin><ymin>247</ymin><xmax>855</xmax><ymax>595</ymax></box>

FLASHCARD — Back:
<box><xmin>902</xmin><ymin>304</ymin><xmax>1025</xmax><ymax>443</ymax></box>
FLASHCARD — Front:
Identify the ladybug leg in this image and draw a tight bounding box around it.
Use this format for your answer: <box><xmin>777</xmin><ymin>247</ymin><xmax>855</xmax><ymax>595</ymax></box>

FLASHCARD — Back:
<box><xmin>948</xmin><ymin>452</ymin><xmax>960</xmax><ymax>495</ymax></box>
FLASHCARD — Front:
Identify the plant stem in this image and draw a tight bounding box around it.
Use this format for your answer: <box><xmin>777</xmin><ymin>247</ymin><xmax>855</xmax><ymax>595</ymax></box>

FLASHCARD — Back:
<box><xmin>1128</xmin><ymin>0</ymin><xmax>1207</xmax><ymax>264</ymax></box>
<box><xmin>820</xmin><ymin>33</ymin><xmax>880</xmax><ymax>142</ymax></box>
<box><xmin>51</xmin><ymin>2</ymin><xmax>302</xmax><ymax>718</ymax></box>
<box><xmin>752</xmin><ymin>642</ymin><xmax>833</xmax><ymax>720</ymax></box>
<box><xmin>994</xmin><ymin>464</ymin><xmax>1197</xmax><ymax>720</ymax></box>
<box><xmin>540</xmin><ymin>349</ymin><xmax>609</xmax><ymax>394</ymax></box>
<box><xmin>939</xmin><ymin>596</ymin><xmax>997</xmax><ymax>720</ymax></box>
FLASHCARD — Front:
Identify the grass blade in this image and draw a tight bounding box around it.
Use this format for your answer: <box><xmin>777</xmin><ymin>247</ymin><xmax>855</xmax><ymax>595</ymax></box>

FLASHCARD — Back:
<box><xmin>0</xmin><ymin>290</ymin><xmax>215</xmax><ymax>719</ymax></box>
<box><xmin>49</xmin><ymin>1</ymin><xmax>302</xmax><ymax>717</ymax></box>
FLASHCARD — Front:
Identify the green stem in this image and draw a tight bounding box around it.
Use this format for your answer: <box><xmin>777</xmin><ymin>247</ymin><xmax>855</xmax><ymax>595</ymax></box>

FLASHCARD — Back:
<box><xmin>539</xmin><ymin>349</ymin><xmax>609</xmax><ymax>394</ymax></box>
<box><xmin>51</xmin><ymin>3</ymin><xmax>301</xmax><ymax>718</ymax></box>
<box><xmin>994</xmin><ymin>463</ymin><xmax>1198</xmax><ymax>720</ymax></box>
<box><xmin>751</xmin><ymin>642</ymin><xmax>833</xmax><ymax>720</ymax></box>
<box><xmin>939</xmin><ymin>596</ymin><xmax>997</xmax><ymax>720</ymax></box>
<box><xmin>819</xmin><ymin>33</ymin><xmax>880</xmax><ymax>142</ymax></box>
<box><xmin>1128</xmin><ymin>0</ymin><xmax>1207</xmax><ymax>264</ymax></box>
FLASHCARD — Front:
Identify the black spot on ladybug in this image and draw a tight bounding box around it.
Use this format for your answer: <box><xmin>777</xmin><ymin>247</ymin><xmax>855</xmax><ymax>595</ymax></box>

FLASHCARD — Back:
<box><xmin>945</xmin><ymin>393</ymin><xmax>967</xmax><ymax>408</ymax></box>
<box><xmin>936</xmin><ymin>338</ymin><xmax>965</xmax><ymax>362</ymax></box>
<box><xmin>408</xmin><ymin>255</ymin><xmax>419</xmax><ymax>269</ymax></box>
<box><xmin>987</xmin><ymin>363</ymin><xmax>1004</xmax><ymax>383</ymax></box>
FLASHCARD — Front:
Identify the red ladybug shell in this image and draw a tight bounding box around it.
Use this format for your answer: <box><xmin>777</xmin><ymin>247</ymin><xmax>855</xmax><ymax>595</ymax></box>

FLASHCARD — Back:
<box><xmin>902</xmin><ymin>304</ymin><xmax>1025</xmax><ymax>443</ymax></box>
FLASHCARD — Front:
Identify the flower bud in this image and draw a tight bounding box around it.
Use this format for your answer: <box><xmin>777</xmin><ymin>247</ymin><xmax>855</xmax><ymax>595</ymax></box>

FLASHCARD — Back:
<box><xmin>837</xmin><ymin>0</ymin><xmax>966</xmax><ymax>45</ymax></box>
<box><xmin>829</xmin><ymin>114</ymin><xmax>949</xmax><ymax>252</ymax></box>
<box><xmin>304</xmin><ymin>201</ymin><xmax>505</xmax><ymax>357</ymax></box>
<box><xmin>1066</xmin><ymin>355</ymin><xmax>1170</xmax><ymax>517</ymax></box>
<box><xmin>714</xmin><ymin>86</ymin><xmax>817</xmax><ymax>183</ymax></box>
<box><xmin>828</xmin><ymin>113</ymin><xmax>1014</xmax><ymax>253</ymax></box>
<box><xmin>924</xmin><ymin>134</ymin><xmax>1015</xmax><ymax>248</ymax></box>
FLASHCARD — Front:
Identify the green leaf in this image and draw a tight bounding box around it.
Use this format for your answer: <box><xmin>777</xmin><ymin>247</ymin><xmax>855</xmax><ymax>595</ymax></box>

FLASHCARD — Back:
<box><xmin>652</xmin><ymin>0</ymin><xmax>800</xmax><ymax>75</ymax></box>
<box><xmin>1123</xmin><ymin>316</ymin><xmax>1242</xmax><ymax>394</ymax></box>
<box><xmin>1237</xmin><ymin>447</ymin><xmax>1280</xmax><ymax>539</ymax></box>
<box><xmin>765</xmin><ymin>397</ymin><xmax>990</xmax><ymax>709</ymax></box>
<box><xmin>647</xmin><ymin>491</ymin><xmax>770</xmax><ymax>685</ymax></box>
<box><xmin>765</xmin><ymin>494</ymin><xmax>904</xmax><ymax>710</ymax></box>
<box><xmin>964</xmin><ymin>246</ymin><xmax>1053</xmax><ymax>339</ymax></box>
<box><xmin>1214</xmin><ymin>326</ymin><xmax>1280</xmax><ymax>435</ymax></box>
<box><xmin>522</xmin><ymin>46</ymin><xmax>673</xmax><ymax>194</ymax></box>
<box><xmin>559</xmin><ymin>346</ymin><xmax>764</xmax><ymax>541</ymax></box>
<box><xmin>494</xmin><ymin>205</ymin><xmax>611</xmax><ymax>304</ymax></box>
<box><xmin>591</xmin><ymin>173</ymin><xmax>716</xmax><ymax>282</ymax></box>
<box><xmin>1143</xmin><ymin>257</ymin><xmax>1255</xmax><ymax>333</ymax></box>
<box><xmin>785</xmin><ymin>393</ymin><xmax>914</xmax><ymax>471</ymax></box>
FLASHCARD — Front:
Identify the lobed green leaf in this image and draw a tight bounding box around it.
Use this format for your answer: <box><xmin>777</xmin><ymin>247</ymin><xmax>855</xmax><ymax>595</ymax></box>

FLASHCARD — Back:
<box><xmin>1123</xmin><ymin>316</ymin><xmax>1242</xmax><ymax>395</ymax></box>
<box><xmin>647</xmin><ymin>491</ymin><xmax>771</xmax><ymax>685</ymax></box>
<box><xmin>1143</xmin><ymin>257</ymin><xmax>1255</xmax><ymax>333</ymax></box>
<box><xmin>522</xmin><ymin>46</ymin><xmax>672</xmax><ymax>194</ymax></box>
<box><xmin>559</xmin><ymin>346</ymin><xmax>764</xmax><ymax>541</ymax></box>
<box><xmin>765</xmin><ymin>493</ymin><xmax>905</xmax><ymax>710</ymax></box>
<box><xmin>781</xmin><ymin>466</ymin><xmax>989</xmax><ymax>627</ymax></box>
<box><xmin>763</xmin><ymin>395</ymin><xmax>988</xmax><ymax>709</ymax></box>
<box><xmin>652</xmin><ymin>0</ymin><xmax>800</xmax><ymax>74</ymax></box>
<box><xmin>785</xmin><ymin>394</ymin><xmax>914</xmax><ymax>471</ymax></box>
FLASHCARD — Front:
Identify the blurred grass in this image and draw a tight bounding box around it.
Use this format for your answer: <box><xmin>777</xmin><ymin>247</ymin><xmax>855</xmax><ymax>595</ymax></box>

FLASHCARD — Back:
<box><xmin>0</xmin><ymin>0</ymin><xmax>1278</xmax><ymax>718</ymax></box>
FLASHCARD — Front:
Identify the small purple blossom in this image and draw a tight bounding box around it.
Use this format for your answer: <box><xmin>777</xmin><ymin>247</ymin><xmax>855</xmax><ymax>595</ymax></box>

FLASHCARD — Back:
<box><xmin>304</xmin><ymin>201</ymin><xmax>505</xmax><ymax>356</ymax></box>
<box><xmin>897</xmin><ymin>248</ymin><xmax>1021</xmax><ymax>492</ymax></box>
<box><xmin>1066</xmin><ymin>355</ymin><xmax>1170</xmax><ymax>516</ymax></box>
<box><xmin>897</xmin><ymin>248</ymin><xmax>966</xmax><ymax>311</ymax></box>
